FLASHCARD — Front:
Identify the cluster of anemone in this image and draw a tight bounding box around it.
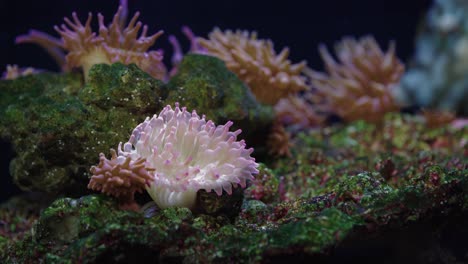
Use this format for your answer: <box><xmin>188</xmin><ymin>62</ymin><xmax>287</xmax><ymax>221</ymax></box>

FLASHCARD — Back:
<box><xmin>306</xmin><ymin>36</ymin><xmax>405</xmax><ymax>123</ymax></box>
<box><xmin>13</xmin><ymin>2</ymin><xmax>309</xmax><ymax>107</ymax></box>
<box><xmin>17</xmin><ymin>4</ymin><xmax>166</xmax><ymax>81</ymax></box>
<box><xmin>89</xmin><ymin>104</ymin><xmax>259</xmax><ymax>210</ymax></box>
<box><xmin>6</xmin><ymin>1</ymin><xmax>432</xmax><ymax>212</ymax></box>
<box><xmin>198</xmin><ymin>28</ymin><xmax>308</xmax><ymax>105</ymax></box>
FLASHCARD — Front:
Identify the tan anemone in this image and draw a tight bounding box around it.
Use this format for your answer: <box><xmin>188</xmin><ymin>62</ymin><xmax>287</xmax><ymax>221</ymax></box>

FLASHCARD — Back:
<box><xmin>274</xmin><ymin>93</ymin><xmax>326</xmax><ymax>128</ymax></box>
<box><xmin>198</xmin><ymin>28</ymin><xmax>307</xmax><ymax>105</ymax></box>
<box><xmin>53</xmin><ymin>6</ymin><xmax>166</xmax><ymax>80</ymax></box>
<box><xmin>266</xmin><ymin>121</ymin><xmax>292</xmax><ymax>157</ymax></box>
<box><xmin>2</xmin><ymin>65</ymin><xmax>37</xmax><ymax>80</ymax></box>
<box><xmin>88</xmin><ymin>149</ymin><xmax>154</xmax><ymax>204</ymax></box>
<box><xmin>306</xmin><ymin>36</ymin><xmax>404</xmax><ymax>123</ymax></box>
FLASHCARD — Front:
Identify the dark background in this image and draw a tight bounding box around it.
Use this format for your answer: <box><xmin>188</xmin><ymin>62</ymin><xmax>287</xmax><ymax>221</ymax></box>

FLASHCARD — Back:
<box><xmin>0</xmin><ymin>0</ymin><xmax>432</xmax><ymax>201</ymax></box>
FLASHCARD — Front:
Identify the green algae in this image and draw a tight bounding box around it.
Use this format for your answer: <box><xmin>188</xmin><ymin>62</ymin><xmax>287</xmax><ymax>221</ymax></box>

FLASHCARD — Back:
<box><xmin>82</xmin><ymin>63</ymin><xmax>164</xmax><ymax>113</ymax></box>
<box><xmin>2</xmin><ymin>195</ymin><xmax>202</xmax><ymax>263</ymax></box>
<box><xmin>166</xmin><ymin>54</ymin><xmax>271</xmax><ymax>122</ymax></box>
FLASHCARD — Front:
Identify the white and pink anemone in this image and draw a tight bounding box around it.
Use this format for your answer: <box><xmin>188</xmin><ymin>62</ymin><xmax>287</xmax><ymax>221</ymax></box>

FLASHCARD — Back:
<box><xmin>118</xmin><ymin>104</ymin><xmax>259</xmax><ymax>209</ymax></box>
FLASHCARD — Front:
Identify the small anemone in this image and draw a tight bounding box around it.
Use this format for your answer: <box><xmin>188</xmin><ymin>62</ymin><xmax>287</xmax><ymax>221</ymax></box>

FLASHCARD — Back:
<box><xmin>88</xmin><ymin>149</ymin><xmax>154</xmax><ymax>205</ymax></box>
<box><xmin>266</xmin><ymin>121</ymin><xmax>292</xmax><ymax>157</ymax></box>
<box><xmin>274</xmin><ymin>93</ymin><xmax>326</xmax><ymax>129</ymax></box>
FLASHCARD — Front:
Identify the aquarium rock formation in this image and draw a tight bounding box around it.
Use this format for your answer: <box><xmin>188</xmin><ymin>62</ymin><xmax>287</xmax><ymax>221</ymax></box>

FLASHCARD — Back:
<box><xmin>1</xmin><ymin>1</ymin><xmax>467</xmax><ymax>263</ymax></box>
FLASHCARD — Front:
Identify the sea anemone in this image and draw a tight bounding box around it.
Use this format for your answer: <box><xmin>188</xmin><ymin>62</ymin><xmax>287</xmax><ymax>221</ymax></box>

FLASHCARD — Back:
<box><xmin>274</xmin><ymin>93</ymin><xmax>326</xmax><ymax>129</ymax></box>
<box><xmin>266</xmin><ymin>121</ymin><xmax>292</xmax><ymax>157</ymax></box>
<box><xmin>118</xmin><ymin>104</ymin><xmax>259</xmax><ymax>209</ymax></box>
<box><xmin>168</xmin><ymin>26</ymin><xmax>206</xmax><ymax>76</ymax></box>
<box><xmin>16</xmin><ymin>3</ymin><xmax>166</xmax><ymax>81</ymax></box>
<box><xmin>88</xmin><ymin>149</ymin><xmax>154</xmax><ymax>205</ymax></box>
<box><xmin>15</xmin><ymin>30</ymin><xmax>67</xmax><ymax>71</ymax></box>
<box><xmin>306</xmin><ymin>36</ymin><xmax>405</xmax><ymax>123</ymax></box>
<box><xmin>198</xmin><ymin>28</ymin><xmax>307</xmax><ymax>105</ymax></box>
<box><xmin>55</xmin><ymin>6</ymin><xmax>166</xmax><ymax>80</ymax></box>
<box><xmin>2</xmin><ymin>65</ymin><xmax>38</xmax><ymax>80</ymax></box>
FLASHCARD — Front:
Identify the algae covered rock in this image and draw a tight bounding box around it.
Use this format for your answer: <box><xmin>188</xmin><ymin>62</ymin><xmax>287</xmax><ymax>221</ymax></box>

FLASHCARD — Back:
<box><xmin>0</xmin><ymin>72</ymin><xmax>86</xmax><ymax>193</ymax></box>
<box><xmin>0</xmin><ymin>64</ymin><xmax>164</xmax><ymax>194</ymax></box>
<box><xmin>196</xmin><ymin>188</ymin><xmax>244</xmax><ymax>217</ymax></box>
<box><xmin>2</xmin><ymin>54</ymin><xmax>467</xmax><ymax>263</ymax></box>
<box><xmin>82</xmin><ymin>63</ymin><xmax>164</xmax><ymax>113</ymax></box>
<box><xmin>2</xmin><ymin>194</ymin><xmax>198</xmax><ymax>263</ymax></box>
<box><xmin>274</xmin><ymin>113</ymin><xmax>467</xmax><ymax>201</ymax></box>
<box><xmin>1</xmin><ymin>113</ymin><xmax>467</xmax><ymax>262</ymax></box>
<box><xmin>333</xmin><ymin>172</ymin><xmax>395</xmax><ymax>215</ymax></box>
<box><xmin>1</xmin><ymin>194</ymin><xmax>357</xmax><ymax>263</ymax></box>
<box><xmin>165</xmin><ymin>54</ymin><xmax>274</xmax><ymax>146</ymax></box>
<box><xmin>32</xmin><ymin>195</ymin><xmax>120</xmax><ymax>244</ymax></box>
<box><xmin>0</xmin><ymin>193</ymin><xmax>45</xmax><ymax>246</ymax></box>
<box><xmin>0</xmin><ymin>57</ymin><xmax>273</xmax><ymax>195</ymax></box>
<box><xmin>244</xmin><ymin>163</ymin><xmax>280</xmax><ymax>203</ymax></box>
